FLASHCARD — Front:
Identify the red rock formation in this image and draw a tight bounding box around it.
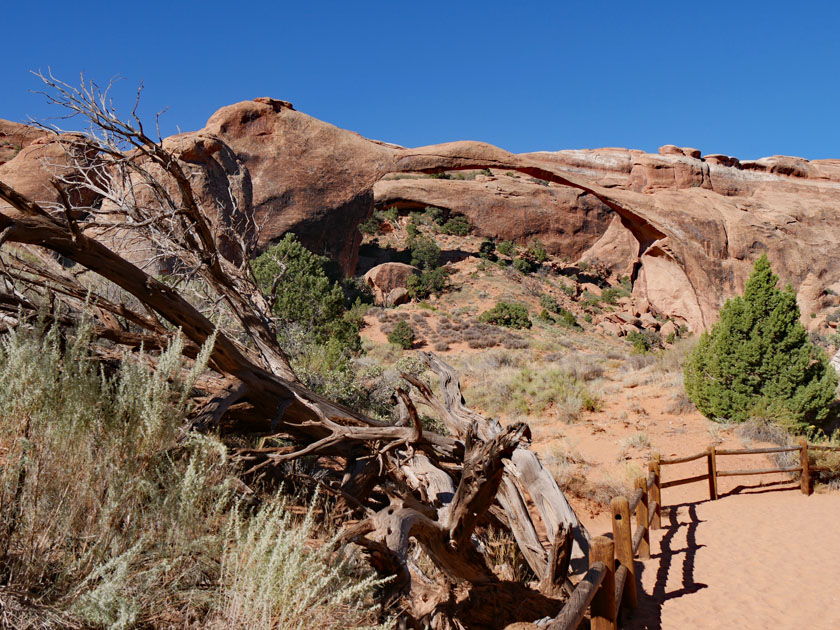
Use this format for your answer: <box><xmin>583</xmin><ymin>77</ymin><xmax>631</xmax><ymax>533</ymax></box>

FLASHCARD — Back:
<box><xmin>373</xmin><ymin>176</ymin><xmax>613</xmax><ymax>260</ymax></box>
<box><xmin>0</xmin><ymin>131</ymin><xmax>98</xmax><ymax>211</ymax></box>
<box><xmin>0</xmin><ymin>120</ymin><xmax>48</xmax><ymax>167</ymax></box>
<box><xmin>3</xmin><ymin>100</ymin><xmax>840</xmax><ymax>334</ymax></box>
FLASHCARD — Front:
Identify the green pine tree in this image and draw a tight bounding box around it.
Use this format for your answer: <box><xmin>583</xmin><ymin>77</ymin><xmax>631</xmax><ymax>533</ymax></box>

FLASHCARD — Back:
<box><xmin>251</xmin><ymin>233</ymin><xmax>361</xmax><ymax>360</ymax></box>
<box><xmin>684</xmin><ymin>254</ymin><xmax>837</xmax><ymax>430</ymax></box>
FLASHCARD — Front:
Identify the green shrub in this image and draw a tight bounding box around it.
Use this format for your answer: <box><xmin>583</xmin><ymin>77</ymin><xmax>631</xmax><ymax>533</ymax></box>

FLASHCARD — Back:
<box><xmin>251</xmin><ymin>234</ymin><xmax>366</xmax><ymax>406</ymax></box>
<box><xmin>424</xmin><ymin>206</ymin><xmax>444</xmax><ymax>225</ymax></box>
<box><xmin>381</xmin><ymin>207</ymin><xmax>398</xmax><ymax>222</ymax></box>
<box><xmin>628</xmin><ymin>329</ymin><xmax>662</xmax><ymax>354</ymax></box>
<box><xmin>478</xmin><ymin>239</ymin><xmax>496</xmax><ymax>260</ymax></box>
<box><xmin>684</xmin><ymin>254</ymin><xmax>838</xmax><ymax>429</ymax></box>
<box><xmin>527</xmin><ymin>241</ymin><xmax>548</xmax><ymax>263</ymax></box>
<box><xmin>388</xmin><ymin>321</ymin><xmax>416</xmax><ymax>349</ymax></box>
<box><xmin>581</xmin><ymin>291</ymin><xmax>602</xmax><ymax>308</ymax></box>
<box><xmin>557</xmin><ymin>308</ymin><xmax>581</xmax><ymax>329</ymax></box>
<box><xmin>252</xmin><ymin>234</ymin><xmax>360</xmax><ymax>353</ymax></box>
<box><xmin>409</xmin><ymin>236</ymin><xmax>441</xmax><ymax>270</ymax></box>
<box><xmin>602</xmin><ymin>286</ymin><xmax>630</xmax><ymax>305</ymax></box>
<box><xmin>441</xmin><ymin>215</ymin><xmax>471</xmax><ymax>236</ymax></box>
<box><xmin>406</xmin><ymin>217</ymin><xmax>420</xmax><ymax>238</ymax></box>
<box><xmin>539</xmin><ymin>294</ymin><xmax>560</xmax><ymax>313</ymax></box>
<box><xmin>406</xmin><ymin>267</ymin><xmax>449</xmax><ymax>299</ymax></box>
<box><xmin>479</xmin><ymin>302</ymin><xmax>532</xmax><ymax>329</ymax></box>
<box><xmin>513</xmin><ymin>257</ymin><xmax>536</xmax><ymax>274</ymax></box>
<box><xmin>497</xmin><ymin>240</ymin><xmax>516</xmax><ymax>257</ymax></box>
<box><xmin>358</xmin><ymin>217</ymin><xmax>380</xmax><ymax>235</ymax></box>
<box><xmin>619</xmin><ymin>275</ymin><xmax>632</xmax><ymax>293</ymax></box>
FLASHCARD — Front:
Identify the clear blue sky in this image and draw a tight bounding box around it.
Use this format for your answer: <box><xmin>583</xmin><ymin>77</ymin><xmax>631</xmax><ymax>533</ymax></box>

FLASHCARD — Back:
<box><xmin>3</xmin><ymin>1</ymin><xmax>840</xmax><ymax>160</ymax></box>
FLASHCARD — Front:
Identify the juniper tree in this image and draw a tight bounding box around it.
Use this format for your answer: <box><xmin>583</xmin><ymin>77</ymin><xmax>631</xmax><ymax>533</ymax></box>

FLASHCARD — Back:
<box><xmin>684</xmin><ymin>254</ymin><xmax>837</xmax><ymax>429</ymax></box>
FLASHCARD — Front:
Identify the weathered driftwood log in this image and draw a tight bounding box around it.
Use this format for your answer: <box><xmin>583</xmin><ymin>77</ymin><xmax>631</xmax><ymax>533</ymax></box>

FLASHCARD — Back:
<box><xmin>408</xmin><ymin>354</ymin><xmax>590</xmax><ymax>574</ymax></box>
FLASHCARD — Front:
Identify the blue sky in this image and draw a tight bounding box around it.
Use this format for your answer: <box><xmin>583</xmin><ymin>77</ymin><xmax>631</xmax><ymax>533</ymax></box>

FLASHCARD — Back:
<box><xmin>3</xmin><ymin>1</ymin><xmax>840</xmax><ymax>160</ymax></box>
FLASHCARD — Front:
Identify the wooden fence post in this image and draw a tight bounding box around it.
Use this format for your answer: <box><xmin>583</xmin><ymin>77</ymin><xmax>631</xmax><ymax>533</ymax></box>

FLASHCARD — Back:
<box><xmin>799</xmin><ymin>437</ymin><xmax>811</xmax><ymax>496</ymax></box>
<box><xmin>611</xmin><ymin>496</ymin><xmax>637</xmax><ymax>609</ymax></box>
<box><xmin>649</xmin><ymin>453</ymin><xmax>661</xmax><ymax>530</ymax></box>
<box><xmin>707</xmin><ymin>445</ymin><xmax>718</xmax><ymax>500</ymax></box>
<box><xmin>634</xmin><ymin>476</ymin><xmax>650</xmax><ymax>559</ymax></box>
<box><xmin>590</xmin><ymin>536</ymin><xmax>616</xmax><ymax>630</ymax></box>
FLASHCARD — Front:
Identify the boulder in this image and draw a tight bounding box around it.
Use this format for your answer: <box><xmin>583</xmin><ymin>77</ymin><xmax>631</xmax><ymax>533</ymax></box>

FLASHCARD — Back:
<box><xmin>0</xmin><ymin>132</ymin><xmax>99</xmax><ymax>212</ymax></box>
<box><xmin>386</xmin><ymin>287</ymin><xmax>410</xmax><ymax>307</ymax></box>
<box><xmin>599</xmin><ymin>320</ymin><xmax>621</xmax><ymax>336</ymax></box>
<box><xmin>579</xmin><ymin>283</ymin><xmax>602</xmax><ymax>296</ymax></box>
<box><xmin>639</xmin><ymin>312</ymin><xmax>660</xmax><ymax>330</ymax></box>
<box><xmin>363</xmin><ymin>262</ymin><xmax>420</xmax><ymax>306</ymax></box>
<box><xmin>607</xmin><ymin>311</ymin><xmax>641</xmax><ymax>327</ymax></box>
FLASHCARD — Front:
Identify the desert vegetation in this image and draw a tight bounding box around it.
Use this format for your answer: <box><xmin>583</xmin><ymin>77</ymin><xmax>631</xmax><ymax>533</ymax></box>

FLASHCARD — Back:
<box><xmin>0</xmin><ymin>322</ymin><xmax>390</xmax><ymax>629</ymax></box>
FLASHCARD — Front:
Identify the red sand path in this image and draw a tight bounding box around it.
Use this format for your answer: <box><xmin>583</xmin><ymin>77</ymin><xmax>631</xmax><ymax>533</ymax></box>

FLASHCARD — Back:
<box><xmin>622</xmin><ymin>485</ymin><xmax>840</xmax><ymax>630</ymax></box>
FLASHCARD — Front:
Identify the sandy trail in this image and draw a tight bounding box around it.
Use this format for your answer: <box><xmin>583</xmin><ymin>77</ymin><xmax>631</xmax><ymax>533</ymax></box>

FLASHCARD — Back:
<box><xmin>623</xmin><ymin>485</ymin><xmax>840</xmax><ymax>630</ymax></box>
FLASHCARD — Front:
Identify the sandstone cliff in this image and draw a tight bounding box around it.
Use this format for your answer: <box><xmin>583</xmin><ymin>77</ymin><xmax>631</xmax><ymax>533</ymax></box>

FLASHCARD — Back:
<box><xmin>2</xmin><ymin>101</ymin><xmax>838</xmax><ymax>332</ymax></box>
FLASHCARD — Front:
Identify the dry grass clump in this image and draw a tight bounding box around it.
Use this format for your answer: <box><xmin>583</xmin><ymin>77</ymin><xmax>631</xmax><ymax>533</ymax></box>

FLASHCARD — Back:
<box><xmin>622</xmin><ymin>353</ymin><xmax>656</xmax><ymax>372</ymax></box>
<box><xmin>478</xmin><ymin>527</ymin><xmax>535</xmax><ymax>583</ymax></box>
<box><xmin>665</xmin><ymin>390</ymin><xmax>696</xmax><ymax>416</ymax></box>
<box><xmin>215</xmin><ymin>492</ymin><xmax>391</xmax><ymax>630</ymax></box>
<box><xmin>738</xmin><ymin>413</ymin><xmax>840</xmax><ymax>487</ymax></box>
<box><xmin>555</xmin><ymin>470</ymin><xmax>628</xmax><ymax>511</ymax></box>
<box><xmin>619</xmin><ymin>338</ymin><xmax>695</xmax><ymax>390</ymax></box>
<box><xmin>463</xmin><ymin>362</ymin><xmax>603</xmax><ymax>421</ymax></box>
<box><xmin>0</xmin><ymin>323</ymin><xmax>393</xmax><ymax>629</ymax></box>
<box><xmin>546</xmin><ymin>445</ymin><xmax>628</xmax><ymax>510</ymax></box>
<box><xmin>617</xmin><ymin>432</ymin><xmax>652</xmax><ymax>461</ymax></box>
<box><xmin>736</xmin><ymin>417</ymin><xmax>799</xmax><ymax>469</ymax></box>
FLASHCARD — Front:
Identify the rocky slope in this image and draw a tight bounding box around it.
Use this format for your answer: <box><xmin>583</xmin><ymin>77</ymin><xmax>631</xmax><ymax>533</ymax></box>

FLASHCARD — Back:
<box><xmin>2</xmin><ymin>101</ymin><xmax>840</xmax><ymax>333</ymax></box>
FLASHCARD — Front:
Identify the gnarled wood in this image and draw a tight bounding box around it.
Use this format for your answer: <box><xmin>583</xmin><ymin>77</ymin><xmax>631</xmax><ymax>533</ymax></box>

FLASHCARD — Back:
<box><xmin>418</xmin><ymin>352</ymin><xmax>590</xmax><ymax>576</ymax></box>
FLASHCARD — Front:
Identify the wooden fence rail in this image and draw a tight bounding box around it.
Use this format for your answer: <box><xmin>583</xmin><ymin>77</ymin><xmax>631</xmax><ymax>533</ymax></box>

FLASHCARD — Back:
<box><xmin>550</xmin><ymin>472</ymin><xmax>657</xmax><ymax>629</ymax></box>
<box><xmin>549</xmin><ymin>439</ymin><xmax>838</xmax><ymax>629</ymax></box>
<box><xmin>654</xmin><ymin>437</ymin><xmax>836</xmax><ymax>500</ymax></box>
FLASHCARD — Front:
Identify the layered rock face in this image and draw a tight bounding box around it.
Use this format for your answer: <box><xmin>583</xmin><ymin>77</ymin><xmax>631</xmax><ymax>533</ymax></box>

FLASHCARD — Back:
<box><xmin>516</xmin><ymin>146</ymin><xmax>840</xmax><ymax>331</ymax></box>
<box><xmin>374</xmin><ymin>176</ymin><xmax>614</xmax><ymax>261</ymax></box>
<box><xmin>377</xmin><ymin>145</ymin><xmax>840</xmax><ymax>331</ymax></box>
<box><xmin>2</xmin><ymin>101</ymin><xmax>839</xmax><ymax>332</ymax></box>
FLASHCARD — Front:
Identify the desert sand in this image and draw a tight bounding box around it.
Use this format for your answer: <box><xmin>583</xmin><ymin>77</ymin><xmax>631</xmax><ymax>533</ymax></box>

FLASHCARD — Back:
<box><xmin>625</xmin><ymin>488</ymin><xmax>840</xmax><ymax>630</ymax></box>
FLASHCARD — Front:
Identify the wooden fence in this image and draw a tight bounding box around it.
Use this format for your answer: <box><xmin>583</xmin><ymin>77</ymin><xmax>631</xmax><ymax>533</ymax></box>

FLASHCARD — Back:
<box><xmin>657</xmin><ymin>437</ymin><xmax>840</xmax><ymax>500</ymax></box>
<box><xmin>548</xmin><ymin>438</ymin><xmax>840</xmax><ymax>629</ymax></box>
<box><xmin>549</xmin><ymin>469</ymin><xmax>658</xmax><ymax>630</ymax></box>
